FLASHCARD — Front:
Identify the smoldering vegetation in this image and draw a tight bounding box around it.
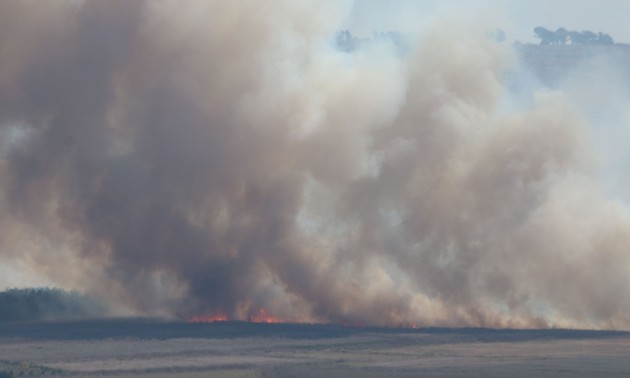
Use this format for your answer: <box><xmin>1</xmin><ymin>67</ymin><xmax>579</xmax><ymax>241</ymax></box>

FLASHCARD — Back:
<box><xmin>2</xmin><ymin>1</ymin><xmax>630</xmax><ymax>329</ymax></box>
<box><xmin>0</xmin><ymin>288</ymin><xmax>107</xmax><ymax>323</ymax></box>
<box><xmin>0</xmin><ymin>318</ymin><xmax>626</xmax><ymax>342</ymax></box>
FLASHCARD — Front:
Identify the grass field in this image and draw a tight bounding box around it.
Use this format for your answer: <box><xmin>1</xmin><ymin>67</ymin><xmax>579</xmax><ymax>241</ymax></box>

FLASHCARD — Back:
<box><xmin>0</xmin><ymin>320</ymin><xmax>629</xmax><ymax>377</ymax></box>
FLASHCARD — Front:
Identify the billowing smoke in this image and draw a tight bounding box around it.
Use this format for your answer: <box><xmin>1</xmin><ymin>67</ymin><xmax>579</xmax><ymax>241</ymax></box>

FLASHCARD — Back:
<box><xmin>1</xmin><ymin>1</ymin><xmax>630</xmax><ymax>329</ymax></box>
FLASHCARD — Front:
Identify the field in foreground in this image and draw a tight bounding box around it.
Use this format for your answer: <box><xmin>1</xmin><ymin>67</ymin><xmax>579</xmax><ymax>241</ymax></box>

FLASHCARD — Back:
<box><xmin>0</xmin><ymin>320</ymin><xmax>629</xmax><ymax>377</ymax></box>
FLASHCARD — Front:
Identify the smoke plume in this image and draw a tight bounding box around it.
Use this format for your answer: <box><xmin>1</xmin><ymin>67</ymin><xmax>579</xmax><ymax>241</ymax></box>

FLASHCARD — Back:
<box><xmin>1</xmin><ymin>0</ymin><xmax>630</xmax><ymax>329</ymax></box>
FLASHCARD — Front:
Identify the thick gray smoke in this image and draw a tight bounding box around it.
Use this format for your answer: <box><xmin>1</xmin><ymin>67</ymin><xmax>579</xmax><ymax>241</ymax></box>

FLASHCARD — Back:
<box><xmin>1</xmin><ymin>1</ymin><xmax>630</xmax><ymax>329</ymax></box>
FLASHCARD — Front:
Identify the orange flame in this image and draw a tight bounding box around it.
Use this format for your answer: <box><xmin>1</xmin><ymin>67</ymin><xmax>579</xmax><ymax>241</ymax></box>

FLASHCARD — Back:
<box><xmin>188</xmin><ymin>311</ymin><xmax>422</xmax><ymax>329</ymax></box>
<box><xmin>247</xmin><ymin>307</ymin><xmax>281</xmax><ymax>323</ymax></box>
<box><xmin>188</xmin><ymin>314</ymin><xmax>228</xmax><ymax>323</ymax></box>
<box><xmin>187</xmin><ymin>307</ymin><xmax>285</xmax><ymax>324</ymax></box>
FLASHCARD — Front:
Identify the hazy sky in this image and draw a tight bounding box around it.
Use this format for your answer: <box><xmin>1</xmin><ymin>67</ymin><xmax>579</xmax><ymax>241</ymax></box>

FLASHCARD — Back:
<box><xmin>346</xmin><ymin>0</ymin><xmax>630</xmax><ymax>44</ymax></box>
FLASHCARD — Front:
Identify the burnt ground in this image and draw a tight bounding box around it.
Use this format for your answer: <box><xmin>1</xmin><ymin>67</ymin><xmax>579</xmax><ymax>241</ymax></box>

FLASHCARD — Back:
<box><xmin>0</xmin><ymin>319</ymin><xmax>629</xmax><ymax>377</ymax></box>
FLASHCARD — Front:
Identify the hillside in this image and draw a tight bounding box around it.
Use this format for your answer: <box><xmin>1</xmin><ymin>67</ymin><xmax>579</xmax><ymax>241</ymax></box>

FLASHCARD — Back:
<box><xmin>514</xmin><ymin>43</ymin><xmax>630</xmax><ymax>87</ymax></box>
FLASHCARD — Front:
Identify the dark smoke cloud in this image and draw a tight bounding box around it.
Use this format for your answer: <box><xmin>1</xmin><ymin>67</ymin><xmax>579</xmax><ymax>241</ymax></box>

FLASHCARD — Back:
<box><xmin>1</xmin><ymin>1</ymin><xmax>630</xmax><ymax>329</ymax></box>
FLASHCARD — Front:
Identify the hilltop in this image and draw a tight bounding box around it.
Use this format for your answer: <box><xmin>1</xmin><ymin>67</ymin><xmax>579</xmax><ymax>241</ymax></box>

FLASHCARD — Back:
<box><xmin>515</xmin><ymin>43</ymin><xmax>630</xmax><ymax>87</ymax></box>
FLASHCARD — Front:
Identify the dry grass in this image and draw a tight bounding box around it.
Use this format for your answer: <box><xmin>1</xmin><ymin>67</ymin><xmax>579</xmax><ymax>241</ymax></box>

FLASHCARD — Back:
<box><xmin>1</xmin><ymin>321</ymin><xmax>629</xmax><ymax>377</ymax></box>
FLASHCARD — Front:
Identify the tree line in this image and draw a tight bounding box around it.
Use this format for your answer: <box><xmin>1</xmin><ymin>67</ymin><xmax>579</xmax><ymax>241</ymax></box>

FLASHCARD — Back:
<box><xmin>534</xmin><ymin>27</ymin><xmax>615</xmax><ymax>46</ymax></box>
<box><xmin>335</xmin><ymin>30</ymin><xmax>406</xmax><ymax>53</ymax></box>
<box><xmin>0</xmin><ymin>287</ymin><xmax>105</xmax><ymax>322</ymax></box>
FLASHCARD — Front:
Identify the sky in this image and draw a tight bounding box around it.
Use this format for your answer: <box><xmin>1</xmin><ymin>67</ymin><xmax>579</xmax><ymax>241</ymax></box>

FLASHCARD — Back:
<box><xmin>345</xmin><ymin>0</ymin><xmax>630</xmax><ymax>44</ymax></box>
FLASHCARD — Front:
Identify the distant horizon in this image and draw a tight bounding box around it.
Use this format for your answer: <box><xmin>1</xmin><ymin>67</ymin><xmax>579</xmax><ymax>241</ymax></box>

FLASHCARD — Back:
<box><xmin>345</xmin><ymin>0</ymin><xmax>630</xmax><ymax>45</ymax></box>
<box><xmin>340</xmin><ymin>27</ymin><xmax>630</xmax><ymax>46</ymax></box>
